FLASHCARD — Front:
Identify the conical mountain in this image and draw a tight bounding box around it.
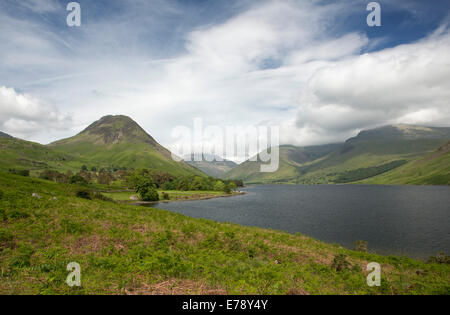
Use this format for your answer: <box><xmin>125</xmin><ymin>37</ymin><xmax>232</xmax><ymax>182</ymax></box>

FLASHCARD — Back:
<box><xmin>0</xmin><ymin>131</ymin><xmax>13</xmax><ymax>139</ymax></box>
<box><xmin>49</xmin><ymin>115</ymin><xmax>204</xmax><ymax>176</ymax></box>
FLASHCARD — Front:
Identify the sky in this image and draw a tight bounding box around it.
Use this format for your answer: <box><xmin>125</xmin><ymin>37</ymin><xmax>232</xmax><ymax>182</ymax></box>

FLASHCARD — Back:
<box><xmin>1</xmin><ymin>0</ymin><xmax>450</xmax><ymax>161</ymax></box>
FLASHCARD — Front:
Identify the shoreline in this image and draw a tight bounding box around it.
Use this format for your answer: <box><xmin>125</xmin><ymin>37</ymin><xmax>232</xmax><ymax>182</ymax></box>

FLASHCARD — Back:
<box><xmin>118</xmin><ymin>191</ymin><xmax>246</xmax><ymax>205</ymax></box>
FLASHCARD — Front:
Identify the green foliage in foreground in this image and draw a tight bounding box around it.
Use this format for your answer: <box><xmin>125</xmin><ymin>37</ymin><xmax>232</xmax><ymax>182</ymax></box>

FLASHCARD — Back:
<box><xmin>0</xmin><ymin>173</ymin><xmax>448</xmax><ymax>295</ymax></box>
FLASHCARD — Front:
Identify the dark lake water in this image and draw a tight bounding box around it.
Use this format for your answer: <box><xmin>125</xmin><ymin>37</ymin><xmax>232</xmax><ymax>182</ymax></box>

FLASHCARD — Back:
<box><xmin>151</xmin><ymin>185</ymin><xmax>450</xmax><ymax>259</ymax></box>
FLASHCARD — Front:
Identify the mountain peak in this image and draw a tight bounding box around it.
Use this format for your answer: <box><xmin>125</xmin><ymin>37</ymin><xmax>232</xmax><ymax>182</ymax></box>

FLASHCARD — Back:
<box><xmin>350</xmin><ymin>124</ymin><xmax>450</xmax><ymax>142</ymax></box>
<box><xmin>0</xmin><ymin>131</ymin><xmax>13</xmax><ymax>139</ymax></box>
<box><xmin>80</xmin><ymin>115</ymin><xmax>157</xmax><ymax>145</ymax></box>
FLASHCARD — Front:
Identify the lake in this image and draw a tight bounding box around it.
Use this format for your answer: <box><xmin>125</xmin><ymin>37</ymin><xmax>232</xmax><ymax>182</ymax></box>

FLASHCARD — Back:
<box><xmin>150</xmin><ymin>185</ymin><xmax>450</xmax><ymax>259</ymax></box>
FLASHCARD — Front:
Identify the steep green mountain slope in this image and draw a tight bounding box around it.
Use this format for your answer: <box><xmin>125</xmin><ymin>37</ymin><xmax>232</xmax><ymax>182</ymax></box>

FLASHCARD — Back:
<box><xmin>0</xmin><ymin>131</ymin><xmax>13</xmax><ymax>139</ymax></box>
<box><xmin>359</xmin><ymin>140</ymin><xmax>450</xmax><ymax>185</ymax></box>
<box><xmin>224</xmin><ymin>125</ymin><xmax>450</xmax><ymax>184</ymax></box>
<box><xmin>49</xmin><ymin>115</ymin><xmax>204</xmax><ymax>177</ymax></box>
<box><xmin>184</xmin><ymin>153</ymin><xmax>237</xmax><ymax>178</ymax></box>
<box><xmin>1</xmin><ymin>173</ymin><xmax>448</xmax><ymax>294</ymax></box>
<box><xmin>0</xmin><ymin>137</ymin><xmax>77</xmax><ymax>173</ymax></box>
<box><xmin>223</xmin><ymin>144</ymin><xmax>341</xmax><ymax>184</ymax></box>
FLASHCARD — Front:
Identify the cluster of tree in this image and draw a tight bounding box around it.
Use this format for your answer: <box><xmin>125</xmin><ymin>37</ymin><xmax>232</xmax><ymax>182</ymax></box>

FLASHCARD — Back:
<box><xmin>333</xmin><ymin>160</ymin><xmax>408</xmax><ymax>183</ymax></box>
<box><xmin>81</xmin><ymin>165</ymin><xmax>131</xmax><ymax>172</ymax></box>
<box><xmin>8</xmin><ymin>169</ymin><xmax>30</xmax><ymax>177</ymax></box>
<box><xmin>127</xmin><ymin>169</ymin><xmax>241</xmax><ymax>194</ymax></box>
<box><xmin>39</xmin><ymin>169</ymin><xmax>127</xmax><ymax>186</ymax></box>
<box><xmin>37</xmin><ymin>167</ymin><xmax>244</xmax><ymax>194</ymax></box>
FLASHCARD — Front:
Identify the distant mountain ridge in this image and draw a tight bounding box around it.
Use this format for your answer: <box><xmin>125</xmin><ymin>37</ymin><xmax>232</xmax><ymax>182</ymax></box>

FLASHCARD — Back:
<box><xmin>184</xmin><ymin>153</ymin><xmax>237</xmax><ymax>178</ymax></box>
<box><xmin>348</xmin><ymin>124</ymin><xmax>450</xmax><ymax>142</ymax></box>
<box><xmin>1</xmin><ymin>120</ymin><xmax>449</xmax><ymax>184</ymax></box>
<box><xmin>224</xmin><ymin>124</ymin><xmax>450</xmax><ymax>184</ymax></box>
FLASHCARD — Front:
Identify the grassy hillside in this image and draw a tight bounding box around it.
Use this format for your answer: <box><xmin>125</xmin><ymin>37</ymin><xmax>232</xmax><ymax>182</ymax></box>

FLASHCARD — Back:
<box><xmin>224</xmin><ymin>144</ymin><xmax>341</xmax><ymax>184</ymax></box>
<box><xmin>49</xmin><ymin>115</ymin><xmax>204</xmax><ymax>177</ymax></box>
<box><xmin>1</xmin><ymin>173</ymin><xmax>448</xmax><ymax>294</ymax></box>
<box><xmin>225</xmin><ymin>125</ymin><xmax>450</xmax><ymax>184</ymax></box>
<box><xmin>359</xmin><ymin>141</ymin><xmax>450</xmax><ymax>185</ymax></box>
<box><xmin>0</xmin><ymin>137</ymin><xmax>81</xmax><ymax>173</ymax></box>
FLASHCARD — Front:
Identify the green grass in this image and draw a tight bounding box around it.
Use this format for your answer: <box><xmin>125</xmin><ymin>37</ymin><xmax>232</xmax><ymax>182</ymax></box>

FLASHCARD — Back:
<box><xmin>0</xmin><ymin>173</ymin><xmax>448</xmax><ymax>295</ymax></box>
<box><xmin>360</xmin><ymin>141</ymin><xmax>450</xmax><ymax>185</ymax></box>
<box><xmin>0</xmin><ymin>138</ymin><xmax>84</xmax><ymax>173</ymax></box>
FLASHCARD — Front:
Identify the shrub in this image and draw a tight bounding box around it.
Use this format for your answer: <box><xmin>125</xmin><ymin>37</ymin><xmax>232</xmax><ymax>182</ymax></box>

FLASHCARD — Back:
<box><xmin>9</xmin><ymin>244</ymin><xmax>34</xmax><ymax>268</ymax></box>
<box><xmin>141</xmin><ymin>187</ymin><xmax>159</xmax><ymax>202</ymax></box>
<box><xmin>331</xmin><ymin>254</ymin><xmax>351</xmax><ymax>272</ymax></box>
<box><xmin>75</xmin><ymin>189</ymin><xmax>92</xmax><ymax>200</ymax></box>
<box><xmin>60</xmin><ymin>219</ymin><xmax>87</xmax><ymax>234</ymax></box>
<box><xmin>0</xmin><ymin>229</ymin><xmax>14</xmax><ymax>250</ymax></box>
<box><xmin>213</xmin><ymin>180</ymin><xmax>226</xmax><ymax>192</ymax></box>
<box><xmin>133</xmin><ymin>176</ymin><xmax>159</xmax><ymax>202</ymax></box>
<box><xmin>427</xmin><ymin>252</ymin><xmax>450</xmax><ymax>264</ymax></box>
<box><xmin>8</xmin><ymin>169</ymin><xmax>30</xmax><ymax>177</ymax></box>
<box><xmin>93</xmin><ymin>192</ymin><xmax>114</xmax><ymax>202</ymax></box>
<box><xmin>354</xmin><ymin>240</ymin><xmax>368</xmax><ymax>252</ymax></box>
<box><xmin>7</xmin><ymin>210</ymin><xmax>30</xmax><ymax>220</ymax></box>
<box><xmin>70</xmin><ymin>174</ymin><xmax>87</xmax><ymax>185</ymax></box>
<box><xmin>162</xmin><ymin>192</ymin><xmax>170</xmax><ymax>200</ymax></box>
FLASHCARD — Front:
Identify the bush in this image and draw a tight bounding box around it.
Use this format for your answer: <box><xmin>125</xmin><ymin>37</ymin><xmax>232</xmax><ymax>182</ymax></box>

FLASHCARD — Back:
<box><xmin>60</xmin><ymin>219</ymin><xmax>87</xmax><ymax>234</ymax></box>
<box><xmin>0</xmin><ymin>229</ymin><xmax>14</xmax><ymax>249</ymax></box>
<box><xmin>0</xmin><ymin>190</ymin><xmax>3</xmax><ymax>200</ymax></box>
<box><xmin>9</xmin><ymin>244</ymin><xmax>34</xmax><ymax>268</ymax></box>
<box><xmin>354</xmin><ymin>240</ymin><xmax>368</xmax><ymax>252</ymax></box>
<box><xmin>213</xmin><ymin>180</ymin><xmax>226</xmax><ymax>192</ymax></box>
<box><xmin>70</xmin><ymin>174</ymin><xmax>87</xmax><ymax>185</ymax></box>
<box><xmin>427</xmin><ymin>252</ymin><xmax>450</xmax><ymax>264</ymax></box>
<box><xmin>75</xmin><ymin>189</ymin><xmax>92</xmax><ymax>200</ymax></box>
<box><xmin>8</xmin><ymin>169</ymin><xmax>30</xmax><ymax>177</ymax></box>
<box><xmin>162</xmin><ymin>192</ymin><xmax>170</xmax><ymax>200</ymax></box>
<box><xmin>331</xmin><ymin>254</ymin><xmax>351</xmax><ymax>272</ymax></box>
<box><xmin>133</xmin><ymin>175</ymin><xmax>159</xmax><ymax>202</ymax></box>
<box><xmin>93</xmin><ymin>192</ymin><xmax>114</xmax><ymax>202</ymax></box>
<box><xmin>141</xmin><ymin>187</ymin><xmax>159</xmax><ymax>202</ymax></box>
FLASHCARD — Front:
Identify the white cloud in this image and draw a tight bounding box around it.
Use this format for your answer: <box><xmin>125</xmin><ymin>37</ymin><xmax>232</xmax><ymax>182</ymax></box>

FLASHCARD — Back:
<box><xmin>0</xmin><ymin>0</ymin><xmax>449</xmax><ymax>154</ymax></box>
<box><xmin>20</xmin><ymin>0</ymin><xmax>61</xmax><ymax>13</ymax></box>
<box><xmin>294</xmin><ymin>26</ymin><xmax>450</xmax><ymax>140</ymax></box>
<box><xmin>0</xmin><ymin>86</ymin><xmax>72</xmax><ymax>141</ymax></box>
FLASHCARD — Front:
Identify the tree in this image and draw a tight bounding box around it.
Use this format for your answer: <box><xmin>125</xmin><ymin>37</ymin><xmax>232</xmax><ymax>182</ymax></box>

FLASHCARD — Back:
<box><xmin>98</xmin><ymin>171</ymin><xmax>112</xmax><ymax>185</ymax></box>
<box><xmin>213</xmin><ymin>180</ymin><xmax>226</xmax><ymax>192</ymax></box>
<box><xmin>70</xmin><ymin>174</ymin><xmax>87</xmax><ymax>185</ymax></box>
<box><xmin>224</xmin><ymin>184</ymin><xmax>232</xmax><ymax>194</ymax></box>
<box><xmin>134</xmin><ymin>176</ymin><xmax>159</xmax><ymax>202</ymax></box>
